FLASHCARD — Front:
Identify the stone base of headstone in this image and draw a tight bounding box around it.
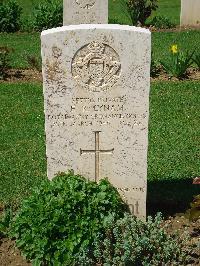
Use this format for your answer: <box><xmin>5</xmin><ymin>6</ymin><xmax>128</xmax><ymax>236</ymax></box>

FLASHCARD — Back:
<box><xmin>41</xmin><ymin>24</ymin><xmax>151</xmax><ymax>220</ymax></box>
<box><xmin>180</xmin><ymin>0</ymin><xmax>200</xmax><ymax>26</ymax></box>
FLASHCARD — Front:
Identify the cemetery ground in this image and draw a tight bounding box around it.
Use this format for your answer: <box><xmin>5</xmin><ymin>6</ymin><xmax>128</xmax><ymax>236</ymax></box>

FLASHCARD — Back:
<box><xmin>0</xmin><ymin>1</ymin><xmax>200</xmax><ymax>265</ymax></box>
<box><xmin>1</xmin><ymin>30</ymin><xmax>200</xmax><ymax>210</ymax></box>
<box><xmin>16</xmin><ymin>0</ymin><xmax>181</xmax><ymax>26</ymax></box>
<box><xmin>1</xmin><ymin>32</ymin><xmax>200</xmax><ymax>264</ymax></box>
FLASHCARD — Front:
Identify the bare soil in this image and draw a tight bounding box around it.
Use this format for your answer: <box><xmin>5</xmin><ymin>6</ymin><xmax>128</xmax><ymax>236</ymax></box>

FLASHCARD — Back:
<box><xmin>164</xmin><ymin>216</ymin><xmax>200</xmax><ymax>265</ymax></box>
<box><xmin>151</xmin><ymin>68</ymin><xmax>200</xmax><ymax>82</ymax></box>
<box><xmin>1</xmin><ymin>67</ymin><xmax>200</xmax><ymax>84</ymax></box>
<box><xmin>0</xmin><ymin>216</ymin><xmax>199</xmax><ymax>266</ymax></box>
<box><xmin>149</xmin><ymin>25</ymin><xmax>200</xmax><ymax>32</ymax></box>
<box><xmin>0</xmin><ymin>69</ymin><xmax>42</xmax><ymax>84</ymax></box>
<box><xmin>0</xmin><ymin>237</ymin><xmax>31</xmax><ymax>266</ymax></box>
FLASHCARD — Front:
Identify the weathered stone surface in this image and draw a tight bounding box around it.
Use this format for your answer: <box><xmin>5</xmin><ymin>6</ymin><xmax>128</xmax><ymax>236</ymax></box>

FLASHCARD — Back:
<box><xmin>63</xmin><ymin>0</ymin><xmax>108</xmax><ymax>25</ymax></box>
<box><xmin>181</xmin><ymin>0</ymin><xmax>200</xmax><ymax>26</ymax></box>
<box><xmin>41</xmin><ymin>24</ymin><xmax>151</xmax><ymax>219</ymax></box>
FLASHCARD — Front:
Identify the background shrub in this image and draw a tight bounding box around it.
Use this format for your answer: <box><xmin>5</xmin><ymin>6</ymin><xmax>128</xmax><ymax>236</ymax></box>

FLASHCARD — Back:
<box><xmin>125</xmin><ymin>0</ymin><xmax>158</xmax><ymax>26</ymax></box>
<box><xmin>0</xmin><ymin>0</ymin><xmax>22</xmax><ymax>32</ymax></box>
<box><xmin>149</xmin><ymin>15</ymin><xmax>176</xmax><ymax>29</ymax></box>
<box><xmin>32</xmin><ymin>0</ymin><xmax>62</xmax><ymax>31</ymax></box>
<box><xmin>20</xmin><ymin>17</ymin><xmax>34</xmax><ymax>33</ymax></box>
<box><xmin>79</xmin><ymin>213</ymin><xmax>189</xmax><ymax>265</ymax></box>
<box><xmin>10</xmin><ymin>172</ymin><xmax>126</xmax><ymax>265</ymax></box>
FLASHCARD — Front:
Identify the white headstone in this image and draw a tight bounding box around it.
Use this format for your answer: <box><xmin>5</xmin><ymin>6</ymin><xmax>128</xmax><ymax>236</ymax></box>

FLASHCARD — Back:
<box><xmin>181</xmin><ymin>0</ymin><xmax>200</xmax><ymax>26</ymax></box>
<box><xmin>41</xmin><ymin>24</ymin><xmax>151</xmax><ymax>219</ymax></box>
<box><xmin>63</xmin><ymin>0</ymin><xmax>108</xmax><ymax>25</ymax></box>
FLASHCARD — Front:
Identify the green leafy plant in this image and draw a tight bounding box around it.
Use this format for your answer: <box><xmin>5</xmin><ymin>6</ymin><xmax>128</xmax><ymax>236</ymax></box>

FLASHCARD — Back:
<box><xmin>160</xmin><ymin>44</ymin><xmax>194</xmax><ymax>79</ymax></box>
<box><xmin>32</xmin><ymin>0</ymin><xmax>62</xmax><ymax>31</ymax></box>
<box><xmin>20</xmin><ymin>17</ymin><xmax>34</xmax><ymax>33</ymax></box>
<box><xmin>26</xmin><ymin>54</ymin><xmax>42</xmax><ymax>72</ymax></box>
<box><xmin>186</xmin><ymin>195</ymin><xmax>200</xmax><ymax>221</ymax></box>
<box><xmin>78</xmin><ymin>213</ymin><xmax>189</xmax><ymax>265</ymax></box>
<box><xmin>0</xmin><ymin>0</ymin><xmax>22</xmax><ymax>32</ymax></box>
<box><xmin>0</xmin><ymin>46</ymin><xmax>13</xmax><ymax>80</ymax></box>
<box><xmin>125</xmin><ymin>0</ymin><xmax>158</xmax><ymax>26</ymax></box>
<box><xmin>0</xmin><ymin>205</ymin><xmax>13</xmax><ymax>237</ymax></box>
<box><xmin>193</xmin><ymin>53</ymin><xmax>200</xmax><ymax>70</ymax></box>
<box><xmin>151</xmin><ymin>52</ymin><xmax>160</xmax><ymax>78</ymax></box>
<box><xmin>149</xmin><ymin>15</ymin><xmax>176</xmax><ymax>29</ymax></box>
<box><xmin>10</xmin><ymin>172</ymin><xmax>126</xmax><ymax>265</ymax></box>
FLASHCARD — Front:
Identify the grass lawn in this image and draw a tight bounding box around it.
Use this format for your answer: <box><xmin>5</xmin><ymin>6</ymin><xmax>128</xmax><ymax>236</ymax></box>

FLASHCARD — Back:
<box><xmin>16</xmin><ymin>0</ymin><xmax>41</xmax><ymax>19</ymax></box>
<box><xmin>0</xmin><ymin>81</ymin><xmax>199</xmax><ymax>214</ymax></box>
<box><xmin>109</xmin><ymin>0</ymin><xmax>181</xmax><ymax>25</ymax></box>
<box><xmin>1</xmin><ymin>30</ymin><xmax>200</xmax><ymax>69</ymax></box>
<box><xmin>148</xmin><ymin>81</ymin><xmax>200</xmax><ymax>181</ymax></box>
<box><xmin>152</xmin><ymin>0</ymin><xmax>181</xmax><ymax>25</ymax></box>
<box><xmin>152</xmin><ymin>31</ymin><xmax>200</xmax><ymax>64</ymax></box>
<box><xmin>0</xmin><ymin>33</ymin><xmax>40</xmax><ymax>69</ymax></box>
<box><xmin>0</xmin><ymin>83</ymin><xmax>46</xmax><ymax>205</ymax></box>
<box><xmin>16</xmin><ymin>0</ymin><xmax>181</xmax><ymax>25</ymax></box>
<box><xmin>1</xmin><ymin>0</ymin><xmax>199</xmax><ymax>215</ymax></box>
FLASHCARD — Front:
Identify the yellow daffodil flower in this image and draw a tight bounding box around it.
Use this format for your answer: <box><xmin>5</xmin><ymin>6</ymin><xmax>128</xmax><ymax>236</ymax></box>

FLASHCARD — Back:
<box><xmin>170</xmin><ymin>44</ymin><xmax>178</xmax><ymax>54</ymax></box>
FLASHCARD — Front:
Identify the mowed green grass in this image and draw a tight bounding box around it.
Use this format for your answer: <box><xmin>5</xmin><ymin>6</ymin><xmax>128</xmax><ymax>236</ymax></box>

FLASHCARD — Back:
<box><xmin>1</xmin><ymin>30</ymin><xmax>200</xmax><ymax>69</ymax></box>
<box><xmin>152</xmin><ymin>0</ymin><xmax>181</xmax><ymax>25</ymax></box>
<box><xmin>148</xmin><ymin>80</ymin><xmax>200</xmax><ymax>214</ymax></box>
<box><xmin>109</xmin><ymin>0</ymin><xmax>132</xmax><ymax>25</ymax></box>
<box><xmin>16</xmin><ymin>0</ymin><xmax>41</xmax><ymax>19</ymax></box>
<box><xmin>16</xmin><ymin>0</ymin><xmax>181</xmax><ymax>25</ymax></box>
<box><xmin>0</xmin><ymin>81</ymin><xmax>200</xmax><ymax>208</ymax></box>
<box><xmin>109</xmin><ymin>0</ymin><xmax>181</xmax><ymax>25</ymax></box>
<box><xmin>0</xmin><ymin>33</ymin><xmax>40</xmax><ymax>69</ymax></box>
<box><xmin>1</xmin><ymin>0</ymin><xmax>199</xmax><ymax>212</ymax></box>
<box><xmin>148</xmin><ymin>81</ymin><xmax>200</xmax><ymax>181</ymax></box>
<box><xmin>0</xmin><ymin>83</ymin><xmax>46</xmax><ymax>205</ymax></box>
<box><xmin>152</xmin><ymin>30</ymin><xmax>200</xmax><ymax>64</ymax></box>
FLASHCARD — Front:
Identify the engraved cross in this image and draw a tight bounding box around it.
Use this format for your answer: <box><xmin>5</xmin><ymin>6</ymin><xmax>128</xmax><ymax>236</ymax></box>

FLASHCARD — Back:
<box><xmin>80</xmin><ymin>131</ymin><xmax>114</xmax><ymax>182</ymax></box>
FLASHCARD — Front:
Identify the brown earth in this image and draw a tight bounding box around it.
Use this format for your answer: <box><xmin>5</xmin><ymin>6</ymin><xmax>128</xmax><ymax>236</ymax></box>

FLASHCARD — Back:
<box><xmin>164</xmin><ymin>216</ymin><xmax>200</xmax><ymax>265</ymax></box>
<box><xmin>149</xmin><ymin>25</ymin><xmax>200</xmax><ymax>32</ymax></box>
<box><xmin>0</xmin><ymin>215</ymin><xmax>199</xmax><ymax>266</ymax></box>
<box><xmin>0</xmin><ymin>69</ymin><xmax>42</xmax><ymax>84</ymax></box>
<box><xmin>0</xmin><ymin>237</ymin><xmax>31</xmax><ymax>266</ymax></box>
<box><xmin>0</xmin><ymin>67</ymin><xmax>200</xmax><ymax>84</ymax></box>
<box><xmin>151</xmin><ymin>68</ymin><xmax>200</xmax><ymax>82</ymax></box>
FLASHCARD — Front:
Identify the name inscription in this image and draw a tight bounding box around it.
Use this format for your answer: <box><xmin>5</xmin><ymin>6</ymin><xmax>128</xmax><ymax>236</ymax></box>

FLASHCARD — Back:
<box><xmin>47</xmin><ymin>95</ymin><xmax>146</xmax><ymax>128</ymax></box>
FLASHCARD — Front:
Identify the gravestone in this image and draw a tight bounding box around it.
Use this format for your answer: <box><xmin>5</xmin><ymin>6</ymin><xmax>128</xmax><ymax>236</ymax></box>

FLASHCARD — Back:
<box><xmin>180</xmin><ymin>0</ymin><xmax>200</xmax><ymax>26</ymax></box>
<box><xmin>41</xmin><ymin>24</ymin><xmax>151</xmax><ymax>220</ymax></box>
<box><xmin>63</xmin><ymin>0</ymin><xmax>108</xmax><ymax>25</ymax></box>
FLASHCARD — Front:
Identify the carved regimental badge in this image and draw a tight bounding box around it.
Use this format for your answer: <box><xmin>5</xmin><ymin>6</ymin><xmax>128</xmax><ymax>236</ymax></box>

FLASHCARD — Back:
<box><xmin>75</xmin><ymin>0</ymin><xmax>96</xmax><ymax>9</ymax></box>
<box><xmin>72</xmin><ymin>42</ymin><xmax>121</xmax><ymax>92</ymax></box>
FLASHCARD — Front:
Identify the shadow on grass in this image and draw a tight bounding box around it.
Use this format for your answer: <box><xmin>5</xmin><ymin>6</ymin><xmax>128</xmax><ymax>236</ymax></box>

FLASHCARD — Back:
<box><xmin>147</xmin><ymin>178</ymin><xmax>200</xmax><ymax>217</ymax></box>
